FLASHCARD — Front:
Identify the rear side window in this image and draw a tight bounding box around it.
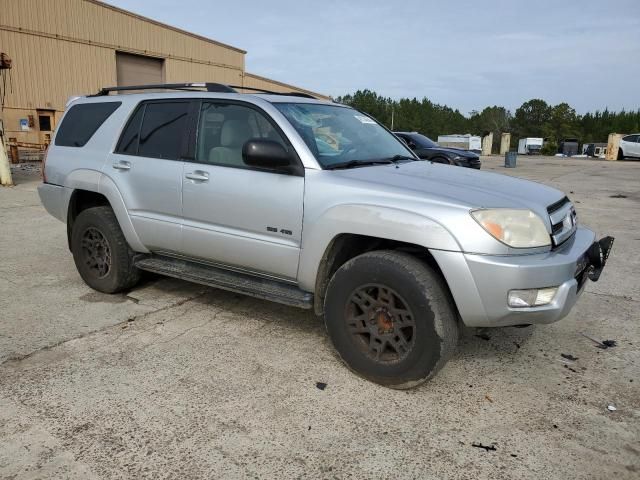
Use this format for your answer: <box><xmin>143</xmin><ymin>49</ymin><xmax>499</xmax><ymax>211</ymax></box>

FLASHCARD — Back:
<box><xmin>116</xmin><ymin>106</ymin><xmax>144</xmax><ymax>155</ymax></box>
<box><xmin>139</xmin><ymin>102</ymin><xmax>190</xmax><ymax>160</ymax></box>
<box><xmin>55</xmin><ymin>102</ymin><xmax>121</xmax><ymax>147</ymax></box>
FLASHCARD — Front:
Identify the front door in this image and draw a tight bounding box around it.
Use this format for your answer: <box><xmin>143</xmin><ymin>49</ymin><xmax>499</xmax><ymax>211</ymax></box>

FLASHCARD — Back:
<box><xmin>181</xmin><ymin>101</ymin><xmax>304</xmax><ymax>280</ymax></box>
<box><xmin>107</xmin><ymin>100</ymin><xmax>193</xmax><ymax>253</ymax></box>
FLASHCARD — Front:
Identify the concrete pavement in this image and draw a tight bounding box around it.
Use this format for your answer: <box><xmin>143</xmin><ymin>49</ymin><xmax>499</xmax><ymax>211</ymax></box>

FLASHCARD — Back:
<box><xmin>1</xmin><ymin>157</ymin><xmax>638</xmax><ymax>479</ymax></box>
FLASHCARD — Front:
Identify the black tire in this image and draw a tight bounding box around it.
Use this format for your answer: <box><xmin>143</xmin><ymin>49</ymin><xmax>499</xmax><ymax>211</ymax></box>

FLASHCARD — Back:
<box><xmin>617</xmin><ymin>148</ymin><xmax>624</xmax><ymax>160</ymax></box>
<box><xmin>71</xmin><ymin>206</ymin><xmax>140</xmax><ymax>293</ymax></box>
<box><xmin>324</xmin><ymin>250</ymin><xmax>458</xmax><ymax>389</ymax></box>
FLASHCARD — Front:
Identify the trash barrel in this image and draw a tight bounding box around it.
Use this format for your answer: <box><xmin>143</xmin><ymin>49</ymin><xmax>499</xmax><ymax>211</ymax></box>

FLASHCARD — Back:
<box><xmin>505</xmin><ymin>151</ymin><xmax>517</xmax><ymax>168</ymax></box>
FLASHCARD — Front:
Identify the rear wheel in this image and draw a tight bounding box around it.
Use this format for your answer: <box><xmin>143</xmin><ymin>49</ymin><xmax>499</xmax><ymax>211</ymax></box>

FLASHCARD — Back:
<box><xmin>71</xmin><ymin>206</ymin><xmax>140</xmax><ymax>293</ymax></box>
<box><xmin>324</xmin><ymin>251</ymin><xmax>458</xmax><ymax>388</ymax></box>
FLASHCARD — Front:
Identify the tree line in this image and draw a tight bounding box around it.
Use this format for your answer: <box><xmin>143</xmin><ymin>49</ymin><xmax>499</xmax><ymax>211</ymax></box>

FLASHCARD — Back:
<box><xmin>336</xmin><ymin>90</ymin><xmax>640</xmax><ymax>153</ymax></box>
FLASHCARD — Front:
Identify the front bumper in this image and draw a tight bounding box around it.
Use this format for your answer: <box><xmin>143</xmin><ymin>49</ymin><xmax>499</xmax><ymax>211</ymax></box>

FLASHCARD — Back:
<box><xmin>431</xmin><ymin>227</ymin><xmax>613</xmax><ymax>327</ymax></box>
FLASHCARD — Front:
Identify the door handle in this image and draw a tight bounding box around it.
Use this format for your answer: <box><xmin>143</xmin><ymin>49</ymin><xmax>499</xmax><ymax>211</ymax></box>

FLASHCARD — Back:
<box><xmin>185</xmin><ymin>171</ymin><xmax>209</xmax><ymax>182</ymax></box>
<box><xmin>112</xmin><ymin>161</ymin><xmax>131</xmax><ymax>170</ymax></box>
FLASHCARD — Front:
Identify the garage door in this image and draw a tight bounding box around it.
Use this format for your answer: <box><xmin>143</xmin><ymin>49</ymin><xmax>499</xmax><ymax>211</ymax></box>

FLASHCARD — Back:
<box><xmin>116</xmin><ymin>52</ymin><xmax>164</xmax><ymax>87</ymax></box>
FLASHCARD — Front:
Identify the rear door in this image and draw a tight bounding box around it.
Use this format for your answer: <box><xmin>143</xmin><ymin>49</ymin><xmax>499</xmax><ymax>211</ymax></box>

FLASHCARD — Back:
<box><xmin>107</xmin><ymin>100</ymin><xmax>194</xmax><ymax>253</ymax></box>
<box><xmin>621</xmin><ymin>135</ymin><xmax>638</xmax><ymax>156</ymax></box>
<box><xmin>181</xmin><ymin>100</ymin><xmax>304</xmax><ymax>280</ymax></box>
<box><xmin>631</xmin><ymin>135</ymin><xmax>640</xmax><ymax>156</ymax></box>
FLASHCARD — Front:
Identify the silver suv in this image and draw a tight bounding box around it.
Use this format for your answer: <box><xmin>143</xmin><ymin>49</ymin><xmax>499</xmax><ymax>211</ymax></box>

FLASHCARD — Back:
<box><xmin>39</xmin><ymin>83</ymin><xmax>613</xmax><ymax>388</ymax></box>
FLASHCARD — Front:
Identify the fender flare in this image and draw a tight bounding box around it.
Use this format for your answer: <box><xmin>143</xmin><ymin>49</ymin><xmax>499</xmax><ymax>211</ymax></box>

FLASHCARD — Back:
<box><xmin>296</xmin><ymin>203</ymin><xmax>461</xmax><ymax>291</ymax></box>
<box><xmin>96</xmin><ymin>174</ymin><xmax>149</xmax><ymax>253</ymax></box>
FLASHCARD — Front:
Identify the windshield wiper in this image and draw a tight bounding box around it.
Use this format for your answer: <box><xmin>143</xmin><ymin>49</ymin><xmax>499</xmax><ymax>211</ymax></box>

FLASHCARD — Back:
<box><xmin>386</xmin><ymin>154</ymin><xmax>416</xmax><ymax>163</ymax></box>
<box><xmin>324</xmin><ymin>159</ymin><xmax>394</xmax><ymax>170</ymax></box>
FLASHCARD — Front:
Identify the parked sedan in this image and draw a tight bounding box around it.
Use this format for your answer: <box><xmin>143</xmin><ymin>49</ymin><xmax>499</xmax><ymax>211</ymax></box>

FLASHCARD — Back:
<box><xmin>618</xmin><ymin>134</ymin><xmax>640</xmax><ymax>159</ymax></box>
<box><xmin>394</xmin><ymin>131</ymin><xmax>481</xmax><ymax>169</ymax></box>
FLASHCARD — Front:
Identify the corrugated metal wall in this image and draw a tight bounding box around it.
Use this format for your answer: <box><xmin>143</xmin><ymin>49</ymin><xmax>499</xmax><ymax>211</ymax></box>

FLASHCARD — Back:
<box><xmin>243</xmin><ymin>73</ymin><xmax>330</xmax><ymax>100</ymax></box>
<box><xmin>0</xmin><ymin>0</ymin><xmax>246</xmax><ymax>110</ymax></box>
<box><xmin>0</xmin><ymin>0</ymin><xmax>326</xmax><ymax>146</ymax></box>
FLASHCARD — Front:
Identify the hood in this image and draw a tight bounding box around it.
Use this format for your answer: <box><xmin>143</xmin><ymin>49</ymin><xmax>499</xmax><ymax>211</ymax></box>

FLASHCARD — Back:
<box><xmin>332</xmin><ymin>161</ymin><xmax>565</xmax><ymax>222</ymax></box>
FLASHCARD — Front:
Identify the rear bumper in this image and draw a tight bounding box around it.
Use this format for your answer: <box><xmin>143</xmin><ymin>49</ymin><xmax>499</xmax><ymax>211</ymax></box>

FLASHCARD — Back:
<box><xmin>37</xmin><ymin>183</ymin><xmax>70</xmax><ymax>223</ymax></box>
<box><xmin>432</xmin><ymin>227</ymin><xmax>613</xmax><ymax>327</ymax></box>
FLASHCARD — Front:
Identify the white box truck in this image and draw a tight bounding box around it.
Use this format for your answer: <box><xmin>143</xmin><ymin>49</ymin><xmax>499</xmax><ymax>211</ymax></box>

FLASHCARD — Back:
<box><xmin>437</xmin><ymin>134</ymin><xmax>482</xmax><ymax>153</ymax></box>
<box><xmin>518</xmin><ymin>138</ymin><xmax>544</xmax><ymax>155</ymax></box>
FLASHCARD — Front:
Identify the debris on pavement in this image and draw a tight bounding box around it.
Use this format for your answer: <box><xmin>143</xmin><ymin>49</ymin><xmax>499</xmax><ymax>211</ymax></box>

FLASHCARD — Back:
<box><xmin>607</xmin><ymin>405</ymin><xmax>617</xmax><ymax>412</ymax></box>
<box><xmin>471</xmin><ymin>442</ymin><xmax>497</xmax><ymax>452</ymax></box>
<box><xmin>316</xmin><ymin>382</ymin><xmax>327</xmax><ymax>391</ymax></box>
<box><xmin>580</xmin><ymin>332</ymin><xmax>618</xmax><ymax>349</ymax></box>
<box><xmin>563</xmin><ymin>365</ymin><xmax>578</xmax><ymax>373</ymax></box>
<box><xmin>609</xmin><ymin>194</ymin><xmax>627</xmax><ymax>198</ymax></box>
<box><xmin>475</xmin><ymin>332</ymin><xmax>491</xmax><ymax>341</ymax></box>
<box><xmin>485</xmin><ymin>395</ymin><xmax>493</xmax><ymax>403</ymax></box>
<box><xmin>561</xmin><ymin>353</ymin><xmax>578</xmax><ymax>361</ymax></box>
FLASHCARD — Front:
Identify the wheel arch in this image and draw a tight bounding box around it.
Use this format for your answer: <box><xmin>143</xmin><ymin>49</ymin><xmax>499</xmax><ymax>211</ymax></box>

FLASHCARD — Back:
<box><xmin>311</xmin><ymin>233</ymin><xmax>451</xmax><ymax>316</ymax></box>
<box><xmin>66</xmin><ymin>176</ymin><xmax>148</xmax><ymax>253</ymax></box>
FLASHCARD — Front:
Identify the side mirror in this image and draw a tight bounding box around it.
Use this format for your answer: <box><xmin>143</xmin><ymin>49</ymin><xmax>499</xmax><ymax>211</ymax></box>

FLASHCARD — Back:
<box><xmin>243</xmin><ymin>139</ymin><xmax>292</xmax><ymax>169</ymax></box>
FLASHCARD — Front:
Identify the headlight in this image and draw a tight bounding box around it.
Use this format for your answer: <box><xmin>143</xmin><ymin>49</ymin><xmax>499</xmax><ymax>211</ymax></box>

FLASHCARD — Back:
<box><xmin>471</xmin><ymin>209</ymin><xmax>551</xmax><ymax>248</ymax></box>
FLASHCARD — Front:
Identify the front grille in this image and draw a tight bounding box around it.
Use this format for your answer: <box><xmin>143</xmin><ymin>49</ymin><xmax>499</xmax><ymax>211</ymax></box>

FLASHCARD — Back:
<box><xmin>547</xmin><ymin>196</ymin><xmax>570</xmax><ymax>215</ymax></box>
<box><xmin>547</xmin><ymin>197</ymin><xmax>577</xmax><ymax>247</ymax></box>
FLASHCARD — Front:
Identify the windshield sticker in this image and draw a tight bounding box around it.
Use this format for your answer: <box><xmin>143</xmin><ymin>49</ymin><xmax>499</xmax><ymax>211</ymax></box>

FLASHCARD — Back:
<box><xmin>354</xmin><ymin>115</ymin><xmax>376</xmax><ymax>124</ymax></box>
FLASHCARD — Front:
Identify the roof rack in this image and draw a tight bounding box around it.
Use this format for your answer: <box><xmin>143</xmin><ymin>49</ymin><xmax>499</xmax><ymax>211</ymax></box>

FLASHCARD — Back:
<box><xmin>228</xmin><ymin>85</ymin><xmax>317</xmax><ymax>99</ymax></box>
<box><xmin>93</xmin><ymin>82</ymin><xmax>317</xmax><ymax>99</ymax></box>
<box><xmin>93</xmin><ymin>82</ymin><xmax>236</xmax><ymax>96</ymax></box>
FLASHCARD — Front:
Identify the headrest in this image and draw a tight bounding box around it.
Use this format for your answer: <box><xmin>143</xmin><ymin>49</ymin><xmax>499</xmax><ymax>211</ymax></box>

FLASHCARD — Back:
<box><xmin>220</xmin><ymin>119</ymin><xmax>251</xmax><ymax>147</ymax></box>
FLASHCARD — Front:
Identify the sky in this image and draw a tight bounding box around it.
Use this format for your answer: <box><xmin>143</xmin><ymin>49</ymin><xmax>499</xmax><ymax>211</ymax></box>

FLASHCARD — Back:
<box><xmin>107</xmin><ymin>0</ymin><xmax>640</xmax><ymax>115</ymax></box>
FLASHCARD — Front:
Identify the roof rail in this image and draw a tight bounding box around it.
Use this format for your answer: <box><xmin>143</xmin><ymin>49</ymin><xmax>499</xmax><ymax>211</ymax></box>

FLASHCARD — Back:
<box><xmin>92</xmin><ymin>82</ymin><xmax>319</xmax><ymax>99</ymax></box>
<box><xmin>228</xmin><ymin>85</ymin><xmax>317</xmax><ymax>99</ymax></box>
<box><xmin>93</xmin><ymin>83</ymin><xmax>237</xmax><ymax>96</ymax></box>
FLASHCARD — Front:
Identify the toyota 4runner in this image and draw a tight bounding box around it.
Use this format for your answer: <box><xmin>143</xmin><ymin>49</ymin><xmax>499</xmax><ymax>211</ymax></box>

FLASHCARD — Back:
<box><xmin>38</xmin><ymin>83</ymin><xmax>613</xmax><ymax>388</ymax></box>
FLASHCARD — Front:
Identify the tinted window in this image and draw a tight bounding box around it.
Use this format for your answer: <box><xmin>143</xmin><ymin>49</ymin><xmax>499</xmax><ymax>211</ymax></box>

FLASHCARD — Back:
<box><xmin>623</xmin><ymin>134</ymin><xmax>638</xmax><ymax>142</ymax></box>
<box><xmin>196</xmin><ymin>102</ymin><xmax>287</xmax><ymax>168</ymax></box>
<box><xmin>55</xmin><ymin>102</ymin><xmax>121</xmax><ymax>147</ymax></box>
<box><xmin>138</xmin><ymin>102</ymin><xmax>190</xmax><ymax>160</ymax></box>
<box><xmin>116</xmin><ymin>106</ymin><xmax>144</xmax><ymax>155</ymax></box>
<box><xmin>410</xmin><ymin>133</ymin><xmax>438</xmax><ymax>148</ymax></box>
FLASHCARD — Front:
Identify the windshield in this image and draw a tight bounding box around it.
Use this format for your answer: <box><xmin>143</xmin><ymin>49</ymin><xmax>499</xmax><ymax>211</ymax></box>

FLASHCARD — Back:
<box><xmin>274</xmin><ymin>103</ymin><xmax>415</xmax><ymax>168</ymax></box>
<box><xmin>410</xmin><ymin>133</ymin><xmax>439</xmax><ymax>148</ymax></box>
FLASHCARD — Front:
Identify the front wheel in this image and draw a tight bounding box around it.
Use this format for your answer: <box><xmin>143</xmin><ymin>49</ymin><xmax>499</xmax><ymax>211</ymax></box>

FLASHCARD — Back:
<box><xmin>618</xmin><ymin>148</ymin><xmax>625</xmax><ymax>160</ymax></box>
<box><xmin>324</xmin><ymin>251</ymin><xmax>458</xmax><ymax>389</ymax></box>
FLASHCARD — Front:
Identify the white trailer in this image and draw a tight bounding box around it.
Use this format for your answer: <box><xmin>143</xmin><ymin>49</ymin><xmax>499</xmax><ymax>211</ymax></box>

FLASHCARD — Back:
<box><xmin>517</xmin><ymin>137</ymin><xmax>544</xmax><ymax>155</ymax></box>
<box><xmin>437</xmin><ymin>134</ymin><xmax>482</xmax><ymax>153</ymax></box>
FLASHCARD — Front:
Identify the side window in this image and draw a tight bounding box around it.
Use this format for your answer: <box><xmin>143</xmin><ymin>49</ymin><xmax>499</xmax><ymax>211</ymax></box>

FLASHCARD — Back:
<box><xmin>138</xmin><ymin>102</ymin><xmax>190</xmax><ymax>160</ymax></box>
<box><xmin>623</xmin><ymin>135</ymin><xmax>638</xmax><ymax>143</ymax></box>
<box><xmin>55</xmin><ymin>102</ymin><xmax>121</xmax><ymax>147</ymax></box>
<box><xmin>195</xmin><ymin>102</ymin><xmax>287</xmax><ymax>168</ymax></box>
<box><xmin>115</xmin><ymin>105</ymin><xmax>144</xmax><ymax>155</ymax></box>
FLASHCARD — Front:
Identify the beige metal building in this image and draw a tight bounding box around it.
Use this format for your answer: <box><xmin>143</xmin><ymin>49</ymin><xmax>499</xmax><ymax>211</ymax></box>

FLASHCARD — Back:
<box><xmin>0</xmin><ymin>0</ymin><xmax>327</xmax><ymax>154</ymax></box>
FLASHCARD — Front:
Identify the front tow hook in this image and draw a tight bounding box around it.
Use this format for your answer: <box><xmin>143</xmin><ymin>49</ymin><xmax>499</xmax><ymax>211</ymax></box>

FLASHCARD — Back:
<box><xmin>587</xmin><ymin>236</ymin><xmax>614</xmax><ymax>281</ymax></box>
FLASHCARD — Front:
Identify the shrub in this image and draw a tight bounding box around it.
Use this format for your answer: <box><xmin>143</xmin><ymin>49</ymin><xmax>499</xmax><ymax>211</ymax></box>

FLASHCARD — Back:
<box><xmin>541</xmin><ymin>141</ymin><xmax>558</xmax><ymax>156</ymax></box>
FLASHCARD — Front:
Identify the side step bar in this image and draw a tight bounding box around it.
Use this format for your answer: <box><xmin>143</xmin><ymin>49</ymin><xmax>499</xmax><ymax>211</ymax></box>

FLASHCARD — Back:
<box><xmin>134</xmin><ymin>255</ymin><xmax>313</xmax><ymax>309</ymax></box>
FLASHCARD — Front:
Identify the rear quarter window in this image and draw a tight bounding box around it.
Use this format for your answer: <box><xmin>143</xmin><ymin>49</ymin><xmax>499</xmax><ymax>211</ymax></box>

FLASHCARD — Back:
<box><xmin>54</xmin><ymin>102</ymin><xmax>121</xmax><ymax>147</ymax></box>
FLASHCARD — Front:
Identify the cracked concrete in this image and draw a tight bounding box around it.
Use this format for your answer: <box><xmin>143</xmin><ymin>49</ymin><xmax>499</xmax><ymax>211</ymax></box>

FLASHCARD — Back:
<box><xmin>1</xmin><ymin>157</ymin><xmax>639</xmax><ymax>479</ymax></box>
